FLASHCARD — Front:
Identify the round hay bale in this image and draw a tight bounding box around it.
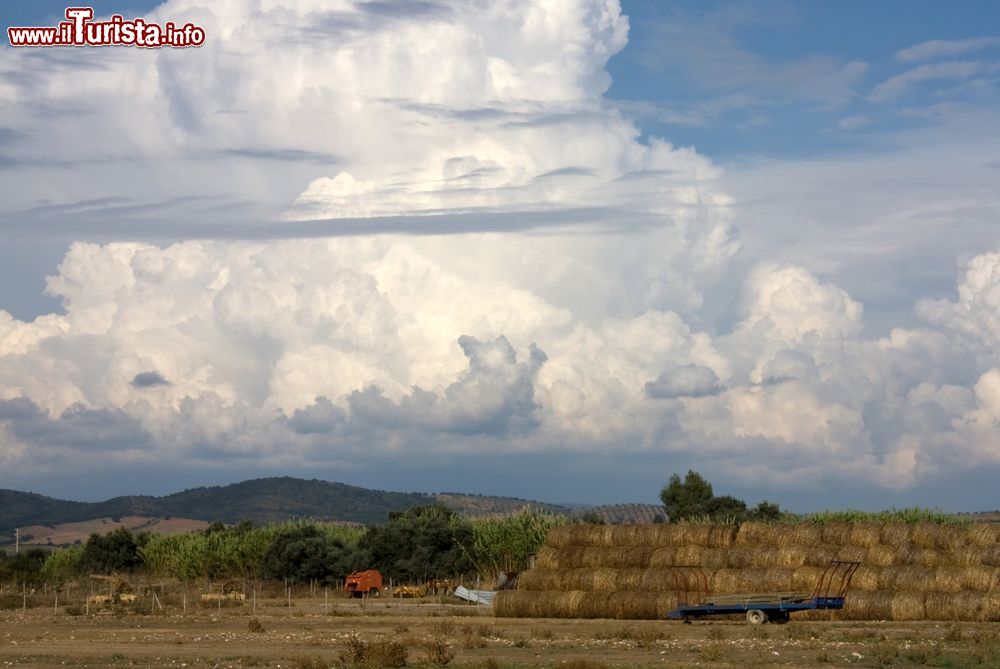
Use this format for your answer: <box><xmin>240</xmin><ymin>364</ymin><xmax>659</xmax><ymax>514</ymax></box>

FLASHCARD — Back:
<box><xmin>911</xmin><ymin>523</ymin><xmax>962</xmax><ymax>550</ymax></box>
<box><xmin>672</xmin><ymin>544</ymin><xmax>708</xmax><ymax>566</ymax></box>
<box><xmin>969</xmin><ymin>524</ymin><xmax>1000</xmax><ymax>546</ymax></box>
<box><xmin>495</xmin><ymin>590</ymin><xmax>587</xmax><ymax>618</ymax></box>
<box><xmin>933</xmin><ymin>566</ymin><xmax>999</xmax><ymax>592</ymax></box>
<box><xmin>735</xmin><ymin>522</ymin><xmax>775</xmax><ymax>545</ymax></box>
<box><xmin>951</xmin><ymin>546</ymin><xmax>984</xmax><ymax>567</ymax></box>
<box><xmin>791</xmin><ymin>566</ymin><xmax>826</xmax><ymax>591</ymax></box>
<box><xmin>708</xmin><ymin>524</ymin><xmax>738</xmax><ymax>547</ymax></box>
<box><xmin>709</xmin><ymin>568</ymin><xmax>795</xmax><ymax>594</ymax></box>
<box><xmin>516</xmin><ymin>569</ymin><xmax>561</xmax><ymax>591</ymax></box>
<box><xmin>604</xmin><ymin>591</ymin><xmax>678</xmax><ymax>619</ymax></box>
<box><xmin>577</xmin><ymin>591</ymin><xmax>612</xmax><ymax>617</ymax></box>
<box><xmin>850</xmin><ymin>565</ymin><xmax>880</xmax><ymax>591</ymax></box>
<box><xmin>865</xmin><ymin>544</ymin><xmax>898</xmax><ymax>567</ymax></box>
<box><xmin>648</xmin><ymin>546</ymin><xmax>680</xmax><ymax>568</ymax></box>
<box><xmin>836</xmin><ymin>546</ymin><xmax>867</xmax><ymax>562</ymax></box>
<box><xmin>544</xmin><ymin>525</ymin><xmax>577</xmax><ymax>548</ymax></box>
<box><xmin>532</xmin><ymin>546</ymin><xmax>561</xmax><ymax>570</ymax></box>
<box><xmin>722</xmin><ymin>547</ymin><xmax>757</xmax><ymax>569</ymax></box>
<box><xmin>890</xmin><ymin>592</ymin><xmax>926</xmax><ymax>621</ymax></box>
<box><xmin>801</xmin><ymin>545</ymin><xmax>841</xmax><ymax>567</ymax></box>
<box><xmin>820</xmin><ymin>522</ymin><xmax>853</xmax><ymax>546</ymax></box>
<box><xmin>882</xmin><ymin>566</ymin><xmax>936</xmax><ymax>591</ymax></box>
<box><xmin>849</xmin><ymin>524</ymin><xmax>882</xmax><ymax>548</ymax></box>
<box><xmin>925</xmin><ymin>591</ymin><xmax>985</xmax><ymax>622</ymax></box>
<box><xmin>912</xmin><ymin>548</ymin><xmax>945</xmax><ymax>568</ymax></box>
<box><xmin>787</xmin><ymin>523</ymin><xmax>824</xmax><ymax>546</ymax></box>
<box><xmin>980</xmin><ymin>592</ymin><xmax>1000</xmax><ymax>622</ymax></box>
<box><xmin>880</xmin><ymin>523</ymin><xmax>914</xmax><ymax>546</ymax></box>
<box><xmin>842</xmin><ymin>590</ymin><xmax>891</xmax><ymax>620</ymax></box>
<box><xmin>980</xmin><ymin>545</ymin><xmax>1000</xmax><ymax>567</ymax></box>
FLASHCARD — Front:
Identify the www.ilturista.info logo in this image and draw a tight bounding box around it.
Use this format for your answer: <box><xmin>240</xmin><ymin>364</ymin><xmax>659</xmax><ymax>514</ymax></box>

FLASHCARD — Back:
<box><xmin>7</xmin><ymin>7</ymin><xmax>206</xmax><ymax>48</ymax></box>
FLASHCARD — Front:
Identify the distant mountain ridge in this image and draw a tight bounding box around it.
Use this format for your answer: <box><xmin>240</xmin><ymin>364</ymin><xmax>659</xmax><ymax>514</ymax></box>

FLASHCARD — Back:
<box><xmin>0</xmin><ymin>477</ymin><xmax>432</xmax><ymax>534</ymax></box>
<box><xmin>0</xmin><ymin>477</ymin><xmax>666</xmax><ymax>542</ymax></box>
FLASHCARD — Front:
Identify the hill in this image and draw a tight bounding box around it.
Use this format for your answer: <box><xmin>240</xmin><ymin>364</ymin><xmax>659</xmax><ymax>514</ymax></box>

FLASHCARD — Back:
<box><xmin>0</xmin><ymin>477</ymin><xmax>432</xmax><ymax>536</ymax></box>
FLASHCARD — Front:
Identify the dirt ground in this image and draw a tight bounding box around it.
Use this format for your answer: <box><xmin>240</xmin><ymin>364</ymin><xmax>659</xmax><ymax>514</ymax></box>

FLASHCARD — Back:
<box><xmin>1</xmin><ymin>596</ymin><xmax>998</xmax><ymax>668</ymax></box>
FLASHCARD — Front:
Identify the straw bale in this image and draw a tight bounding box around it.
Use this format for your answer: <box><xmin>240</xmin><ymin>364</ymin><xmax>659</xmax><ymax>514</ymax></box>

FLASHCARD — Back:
<box><xmin>835</xmin><ymin>546</ymin><xmax>867</xmax><ymax>562</ymax></box>
<box><xmin>671</xmin><ymin>544</ymin><xmax>708</xmax><ymax>566</ymax></box>
<box><xmin>912</xmin><ymin>548</ymin><xmax>945</xmax><ymax>568</ymax></box>
<box><xmin>841</xmin><ymin>591</ymin><xmax>891</xmax><ymax>620</ymax></box>
<box><xmin>980</xmin><ymin>545</ymin><xmax>1000</xmax><ymax>567</ymax></box>
<box><xmin>911</xmin><ymin>523</ymin><xmax>962</xmax><ymax>550</ymax></box>
<box><xmin>647</xmin><ymin>546</ymin><xmax>681</xmax><ymax>568</ymax></box>
<box><xmin>951</xmin><ymin>546</ymin><xmax>984</xmax><ymax>567</ymax></box>
<box><xmin>495</xmin><ymin>590</ymin><xmax>583</xmax><ymax>618</ymax></box>
<box><xmin>544</xmin><ymin>525</ymin><xmax>579</xmax><ymax>548</ymax></box>
<box><xmin>787</xmin><ymin>523</ymin><xmax>824</xmax><ymax>546</ymax></box>
<box><xmin>821</xmin><ymin>522</ymin><xmax>853</xmax><ymax>546</ymax></box>
<box><xmin>720</xmin><ymin>547</ymin><xmax>757</xmax><ymax>569</ymax></box>
<box><xmin>969</xmin><ymin>523</ymin><xmax>1000</xmax><ymax>546</ymax></box>
<box><xmin>532</xmin><ymin>546</ymin><xmax>561</xmax><ymax>570</ymax></box>
<box><xmin>801</xmin><ymin>545</ymin><xmax>842</xmax><ymax>567</ymax></box>
<box><xmin>980</xmin><ymin>592</ymin><xmax>1000</xmax><ymax>622</ymax></box>
<box><xmin>547</xmin><ymin>546</ymin><xmax>654</xmax><ymax>569</ymax></box>
<box><xmin>932</xmin><ymin>566</ymin><xmax>1000</xmax><ymax>592</ymax></box>
<box><xmin>709</xmin><ymin>568</ymin><xmax>798</xmax><ymax>593</ymax></box>
<box><xmin>515</xmin><ymin>569</ymin><xmax>562</xmax><ymax>591</ymax></box>
<box><xmin>603</xmin><ymin>591</ymin><xmax>679</xmax><ymax>619</ymax></box>
<box><xmin>864</xmin><ymin>544</ymin><xmax>898</xmax><ymax>567</ymax></box>
<box><xmin>924</xmin><ymin>592</ymin><xmax>985</xmax><ymax>622</ymax></box>
<box><xmin>849</xmin><ymin>524</ymin><xmax>882</xmax><ymax>548</ymax></box>
<box><xmin>735</xmin><ymin>522</ymin><xmax>776</xmax><ymax>545</ymax></box>
<box><xmin>790</xmin><ymin>566</ymin><xmax>826</xmax><ymax>591</ymax></box>
<box><xmin>889</xmin><ymin>592</ymin><xmax>926</xmax><ymax>621</ymax></box>
<box><xmin>880</xmin><ymin>566</ymin><xmax>936</xmax><ymax>591</ymax></box>
<box><xmin>850</xmin><ymin>565</ymin><xmax>880</xmax><ymax>591</ymax></box>
<box><xmin>710</xmin><ymin>524</ymin><xmax>739</xmax><ymax>547</ymax></box>
<box><xmin>880</xmin><ymin>523</ymin><xmax>914</xmax><ymax>546</ymax></box>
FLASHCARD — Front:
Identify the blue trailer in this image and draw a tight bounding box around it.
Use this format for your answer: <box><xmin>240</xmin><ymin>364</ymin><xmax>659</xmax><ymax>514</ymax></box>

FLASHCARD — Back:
<box><xmin>664</xmin><ymin>560</ymin><xmax>860</xmax><ymax>625</ymax></box>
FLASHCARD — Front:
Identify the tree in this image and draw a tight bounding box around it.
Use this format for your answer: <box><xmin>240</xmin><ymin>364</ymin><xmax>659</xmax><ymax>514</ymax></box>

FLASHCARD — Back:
<box><xmin>660</xmin><ymin>471</ymin><xmax>783</xmax><ymax>522</ymax></box>
<box><xmin>358</xmin><ymin>505</ymin><xmax>473</xmax><ymax>581</ymax></box>
<box><xmin>80</xmin><ymin>527</ymin><xmax>145</xmax><ymax>574</ymax></box>
<box><xmin>660</xmin><ymin>470</ymin><xmax>714</xmax><ymax>521</ymax></box>
<box><xmin>261</xmin><ymin>524</ymin><xmax>355</xmax><ymax>584</ymax></box>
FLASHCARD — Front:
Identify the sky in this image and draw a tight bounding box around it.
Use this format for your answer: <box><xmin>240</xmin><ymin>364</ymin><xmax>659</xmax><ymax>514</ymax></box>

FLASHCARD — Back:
<box><xmin>1</xmin><ymin>1</ymin><xmax>999</xmax><ymax>512</ymax></box>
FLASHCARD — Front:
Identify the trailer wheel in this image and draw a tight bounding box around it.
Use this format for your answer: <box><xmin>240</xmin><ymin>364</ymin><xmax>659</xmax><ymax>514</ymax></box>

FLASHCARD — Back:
<box><xmin>746</xmin><ymin>609</ymin><xmax>768</xmax><ymax>625</ymax></box>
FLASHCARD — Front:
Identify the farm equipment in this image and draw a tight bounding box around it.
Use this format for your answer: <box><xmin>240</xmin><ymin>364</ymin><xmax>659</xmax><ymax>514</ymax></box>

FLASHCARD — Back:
<box><xmin>391</xmin><ymin>584</ymin><xmax>427</xmax><ymax>598</ymax></box>
<box><xmin>665</xmin><ymin>560</ymin><xmax>860</xmax><ymax>624</ymax></box>
<box><xmin>344</xmin><ymin>569</ymin><xmax>383</xmax><ymax>598</ymax></box>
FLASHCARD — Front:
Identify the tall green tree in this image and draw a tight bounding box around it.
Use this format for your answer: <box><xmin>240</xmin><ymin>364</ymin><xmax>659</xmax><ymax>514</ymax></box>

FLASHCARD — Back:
<box><xmin>660</xmin><ymin>470</ymin><xmax>714</xmax><ymax>521</ymax></box>
<box><xmin>358</xmin><ymin>505</ymin><xmax>472</xmax><ymax>581</ymax></box>
<box><xmin>80</xmin><ymin>527</ymin><xmax>145</xmax><ymax>574</ymax></box>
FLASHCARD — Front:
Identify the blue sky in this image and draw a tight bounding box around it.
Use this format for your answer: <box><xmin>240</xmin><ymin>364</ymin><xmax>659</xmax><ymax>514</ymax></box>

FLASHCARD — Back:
<box><xmin>1</xmin><ymin>1</ymin><xmax>999</xmax><ymax>512</ymax></box>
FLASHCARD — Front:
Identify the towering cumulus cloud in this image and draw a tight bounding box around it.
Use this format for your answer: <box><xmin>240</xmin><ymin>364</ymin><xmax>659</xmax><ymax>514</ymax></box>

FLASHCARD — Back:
<box><xmin>0</xmin><ymin>0</ymin><xmax>997</xmax><ymax>503</ymax></box>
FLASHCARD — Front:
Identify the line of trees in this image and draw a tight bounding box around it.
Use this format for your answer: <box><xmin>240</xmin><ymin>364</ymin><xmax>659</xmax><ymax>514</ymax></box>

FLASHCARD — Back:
<box><xmin>3</xmin><ymin>506</ymin><xmax>564</xmax><ymax>588</ymax></box>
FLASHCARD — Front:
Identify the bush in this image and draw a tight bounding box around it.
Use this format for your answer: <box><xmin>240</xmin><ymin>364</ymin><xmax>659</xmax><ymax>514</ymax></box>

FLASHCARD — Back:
<box><xmin>338</xmin><ymin>635</ymin><xmax>408</xmax><ymax>668</ymax></box>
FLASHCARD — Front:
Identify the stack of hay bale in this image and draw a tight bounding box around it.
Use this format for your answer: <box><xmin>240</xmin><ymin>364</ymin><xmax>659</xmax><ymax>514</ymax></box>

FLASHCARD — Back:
<box><xmin>494</xmin><ymin>522</ymin><xmax>1000</xmax><ymax>621</ymax></box>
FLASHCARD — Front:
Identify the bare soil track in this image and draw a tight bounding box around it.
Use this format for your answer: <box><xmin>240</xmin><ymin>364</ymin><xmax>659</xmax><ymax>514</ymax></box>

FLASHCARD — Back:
<box><xmin>1</xmin><ymin>597</ymin><xmax>998</xmax><ymax>668</ymax></box>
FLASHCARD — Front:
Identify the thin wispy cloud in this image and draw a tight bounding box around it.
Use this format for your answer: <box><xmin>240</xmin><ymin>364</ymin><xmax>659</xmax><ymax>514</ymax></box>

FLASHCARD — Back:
<box><xmin>895</xmin><ymin>36</ymin><xmax>1000</xmax><ymax>63</ymax></box>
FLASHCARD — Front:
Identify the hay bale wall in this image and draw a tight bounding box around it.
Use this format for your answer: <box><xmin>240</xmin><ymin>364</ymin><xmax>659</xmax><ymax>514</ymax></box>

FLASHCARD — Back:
<box><xmin>495</xmin><ymin>522</ymin><xmax>1000</xmax><ymax>621</ymax></box>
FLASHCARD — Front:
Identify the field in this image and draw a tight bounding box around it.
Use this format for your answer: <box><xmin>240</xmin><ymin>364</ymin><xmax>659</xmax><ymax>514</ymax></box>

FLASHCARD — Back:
<box><xmin>14</xmin><ymin>516</ymin><xmax>211</xmax><ymax>548</ymax></box>
<box><xmin>2</xmin><ymin>596</ymin><xmax>1000</xmax><ymax>668</ymax></box>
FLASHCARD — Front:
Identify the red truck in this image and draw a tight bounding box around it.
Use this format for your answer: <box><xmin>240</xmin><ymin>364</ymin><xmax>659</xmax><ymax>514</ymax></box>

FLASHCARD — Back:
<box><xmin>344</xmin><ymin>569</ymin><xmax>383</xmax><ymax>598</ymax></box>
